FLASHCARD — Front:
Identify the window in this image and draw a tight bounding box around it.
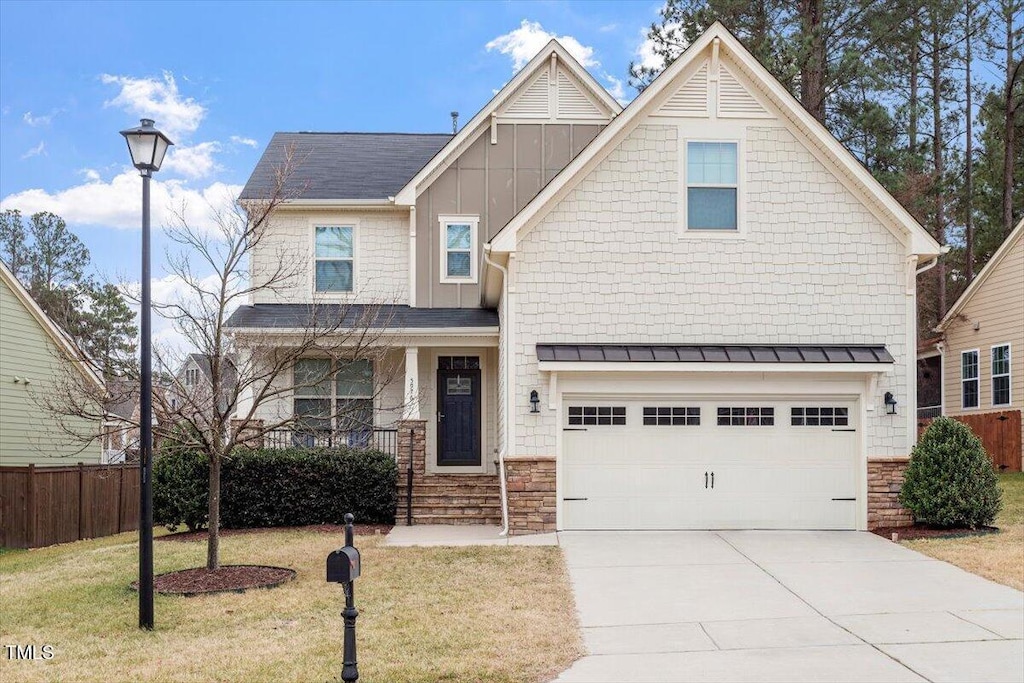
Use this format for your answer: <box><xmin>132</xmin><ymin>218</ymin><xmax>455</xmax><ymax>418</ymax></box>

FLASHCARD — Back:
<box><xmin>791</xmin><ymin>407</ymin><xmax>849</xmax><ymax>427</ymax></box>
<box><xmin>439</xmin><ymin>356</ymin><xmax>480</xmax><ymax>370</ymax></box>
<box><xmin>294</xmin><ymin>359</ymin><xmax>374</xmax><ymax>442</ymax></box>
<box><xmin>961</xmin><ymin>350</ymin><xmax>980</xmax><ymax>409</ymax></box>
<box><xmin>568</xmin><ymin>406</ymin><xmax>626</xmax><ymax>426</ymax></box>
<box><xmin>717</xmin><ymin>407</ymin><xmax>774</xmax><ymax>426</ymax></box>
<box><xmin>643</xmin><ymin>407</ymin><xmax>700</xmax><ymax>426</ymax></box>
<box><xmin>992</xmin><ymin>344</ymin><xmax>1011</xmax><ymax>406</ymax></box>
<box><xmin>439</xmin><ymin>215</ymin><xmax>479</xmax><ymax>283</ymax></box>
<box><xmin>314</xmin><ymin>225</ymin><xmax>354</xmax><ymax>292</ymax></box>
<box><xmin>686</xmin><ymin>141</ymin><xmax>738</xmax><ymax>230</ymax></box>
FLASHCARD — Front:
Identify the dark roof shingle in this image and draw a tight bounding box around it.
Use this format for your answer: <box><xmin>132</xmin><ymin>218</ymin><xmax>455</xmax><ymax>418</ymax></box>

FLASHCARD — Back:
<box><xmin>225</xmin><ymin>304</ymin><xmax>498</xmax><ymax>330</ymax></box>
<box><xmin>240</xmin><ymin>132</ymin><xmax>452</xmax><ymax>201</ymax></box>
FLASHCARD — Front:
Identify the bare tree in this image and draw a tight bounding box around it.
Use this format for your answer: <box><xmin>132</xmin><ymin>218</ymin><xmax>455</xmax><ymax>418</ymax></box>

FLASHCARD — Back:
<box><xmin>43</xmin><ymin>147</ymin><xmax>407</xmax><ymax>570</ymax></box>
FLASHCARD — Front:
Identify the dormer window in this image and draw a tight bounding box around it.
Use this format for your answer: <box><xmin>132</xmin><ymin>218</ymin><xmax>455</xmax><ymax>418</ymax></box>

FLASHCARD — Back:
<box><xmin>439</xmin><ymin>215</ymin><xmax>479</xmax><ymax>284</ymax></box>
<box><xmin>685</xmin><ymin>141</ymin><xmax>739</xmax><ymax>231</ymax></box>
<box><xmin>314</xmin><ymin>225</ymin><xmax>355</xmax><ymax>293</ymax></box>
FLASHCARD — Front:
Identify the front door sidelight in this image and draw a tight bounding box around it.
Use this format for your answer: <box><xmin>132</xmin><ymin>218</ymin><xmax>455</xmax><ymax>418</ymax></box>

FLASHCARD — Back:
<box><xmin>437</xmin><ymin>366</ymin><xmax>481</xmax><ymax>466</ymax></box>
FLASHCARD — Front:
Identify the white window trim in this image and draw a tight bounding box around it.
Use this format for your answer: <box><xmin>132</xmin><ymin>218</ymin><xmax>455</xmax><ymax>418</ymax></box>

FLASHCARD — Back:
<box><xmin>961</xmin><ymin>348</ymin><xmax>980</xmax><ymax>410</ymax></box>
<box><xmin>991</xmin><ymin>343</ymin><xmax>1012</xmax><ymax>407</ymax></box>
<box><xmin>679</xmin><ymin>137</ymin><xmax>746</xmax><ymax>239</ymax></box>
<box><xmin>438</xmin><ymin>215</ymin><xmax>479</xmax><ymax>284</ymax></box>
<box><xmin>310</xmin><ymin>220</ymin><xmax>358</xmax><ymax>296</ymax></box>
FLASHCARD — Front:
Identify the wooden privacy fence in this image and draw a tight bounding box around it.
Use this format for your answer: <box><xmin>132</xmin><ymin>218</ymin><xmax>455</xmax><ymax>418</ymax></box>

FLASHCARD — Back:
<box><xmin>917</xmin><ymin>410</ymin><xmax>1022</xmax><ymax>472</ymax></box>
<box><xmin>0</xmin><ymin>464</ymin><xmax>140</xmax><ymax>549</ymax></box>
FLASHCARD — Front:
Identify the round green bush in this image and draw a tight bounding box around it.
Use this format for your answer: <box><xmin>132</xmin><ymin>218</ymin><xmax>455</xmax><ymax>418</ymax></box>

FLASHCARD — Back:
<box><xmin>899</xmin><ymin>417</ymin><xmax>1002</xmax><ymax>528</ymax></box>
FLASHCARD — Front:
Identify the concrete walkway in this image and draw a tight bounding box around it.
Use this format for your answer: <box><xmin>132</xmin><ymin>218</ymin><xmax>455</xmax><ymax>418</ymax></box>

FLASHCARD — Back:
<box><xmin>554</xmin><ymin>531</ymin><xmax>1024</xmax><ymax>683</ymax></box>
<box><xmin>383</xmin><ymin>524</ymin><xmax>558</xmax><ymax>547</ymax></box>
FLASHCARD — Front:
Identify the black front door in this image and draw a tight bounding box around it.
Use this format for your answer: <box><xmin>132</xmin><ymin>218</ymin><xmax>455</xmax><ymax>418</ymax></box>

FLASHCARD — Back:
<box><xmin>437</xmin><ymin>365</ymin><xmax>481</xmax><ymax>466</ymax></box>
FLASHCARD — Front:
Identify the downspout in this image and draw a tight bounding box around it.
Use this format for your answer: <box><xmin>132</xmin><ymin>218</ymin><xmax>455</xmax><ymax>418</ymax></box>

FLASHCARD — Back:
<box><xmin>483</xmin><ymin>245</ymin><xmax>511</xmax><ymax>536</ymax></box>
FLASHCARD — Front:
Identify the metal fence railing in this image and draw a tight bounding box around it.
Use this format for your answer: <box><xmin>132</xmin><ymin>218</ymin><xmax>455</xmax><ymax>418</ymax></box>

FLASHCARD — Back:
<box><xmin>262</xmin><ymin>428</ymin><xmax>399</xmax><ymax>458</ymax></box>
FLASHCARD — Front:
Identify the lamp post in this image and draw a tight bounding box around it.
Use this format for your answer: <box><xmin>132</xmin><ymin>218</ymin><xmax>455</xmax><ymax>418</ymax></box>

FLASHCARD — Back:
<box><xmin>120</xmin><ymin>118</ymin><xmax>173</xmax><ymax>630</ymax></box>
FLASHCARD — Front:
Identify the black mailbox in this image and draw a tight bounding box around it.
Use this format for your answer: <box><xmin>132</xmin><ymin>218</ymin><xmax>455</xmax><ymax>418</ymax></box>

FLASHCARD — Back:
<box><xmin>327</xmin><ymin>546</ymin><xmax>361</xmax><ymax>583</ymax></box>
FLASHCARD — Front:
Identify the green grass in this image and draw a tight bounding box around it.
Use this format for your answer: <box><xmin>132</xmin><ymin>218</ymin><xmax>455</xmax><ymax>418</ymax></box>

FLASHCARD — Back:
<box><xmin>904</xmin><ymin>473</ymin><xmax>1024</xmax><ymax>590</ymax></box>
<box><xmin>0</xmin><ymin>528</ymin><xmax>581</xmax><ymax>682</ymax></box>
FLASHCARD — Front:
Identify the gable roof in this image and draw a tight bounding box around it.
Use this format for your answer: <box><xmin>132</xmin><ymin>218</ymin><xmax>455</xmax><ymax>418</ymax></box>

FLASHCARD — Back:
<box><xmin>0</xmin><ymin>261</ymin><xmax>104</xmax><ymax>391</ymax></box>
<box><xmin>393</xmin><ymin>39</ymin><xmax>622</xmax><ymax>206</ymax></box>
<box><xmin>487</xmin><ymin>22</ymin><xmax>942</xmax><ymax>259</ymax></box>
<box><xmin>935</xmin><ymin>218</ymin><xmax>1024</xmax><ymax>332</ymax></box>
<box><xmin>240</xmin><ymin>132</ymin><xmax>452</xmax><ymax>202</ymax></box>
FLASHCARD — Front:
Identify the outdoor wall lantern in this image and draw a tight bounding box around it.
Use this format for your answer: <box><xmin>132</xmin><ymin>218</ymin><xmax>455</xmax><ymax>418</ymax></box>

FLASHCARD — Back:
<box><xmin>884</xmin><ymin>392</ymin><xmax>898</xmax><ymax>415</ymax></box>
<box><xmin>529</xmin><ymin>390</ymin><xmax>540</xmax><ymax>413</ymax></box>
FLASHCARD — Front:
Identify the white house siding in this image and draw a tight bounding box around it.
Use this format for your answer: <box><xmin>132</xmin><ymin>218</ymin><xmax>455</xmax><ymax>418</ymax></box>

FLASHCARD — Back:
<box><xmin>512</xmin><ymin>121</ymin><xmax>910</xmax><ymax>458</ymax></box>
<box><xmin>251</xmin><ymin>208</ymin><xmax>409</xmax><ymax>305</ymax></box>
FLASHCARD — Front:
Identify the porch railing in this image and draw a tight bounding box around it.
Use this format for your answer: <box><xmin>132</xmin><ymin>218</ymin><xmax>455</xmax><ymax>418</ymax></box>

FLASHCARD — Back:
<box><xmin>263</xmin><ymin>428</ymin><xmax>399</xmax><ymax>458</ymax></box>
<box><xmin>917</xmin><ymin>405</ymin><xmax>942</xmax><ymax>419</ymax></box>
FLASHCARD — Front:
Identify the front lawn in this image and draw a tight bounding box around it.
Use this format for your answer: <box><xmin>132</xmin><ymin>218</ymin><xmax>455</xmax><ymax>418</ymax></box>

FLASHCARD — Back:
<box><xmin>903</xmin><ymin>472</ymin><xmax>1024</xmax><ymax>590</ymax></box>
<box><xmin>0</xmin><ymin>528</ymin><xmax>581</xmax><ymax>682</ymax></box>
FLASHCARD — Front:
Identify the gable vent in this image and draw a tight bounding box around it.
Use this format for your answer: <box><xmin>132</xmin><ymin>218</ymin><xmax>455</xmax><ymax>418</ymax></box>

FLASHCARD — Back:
<box><xmin>503</xmin><ymin>71</ymin><xmax>550</xmax><ymax>118</ymax></box>
<box><xmin>556</xmin><ymin>70</ymin><xmax>604</xmax><ymax>119</ymax></box>
<box><xmin>655</xmin><ymin>62</ymin><xmax>708</xmax><ymax>117</ymax></box>
<box><xmin>718</xmin><ymin>65</ymin><xmax>768</xmax><ymax>117</ymax></box>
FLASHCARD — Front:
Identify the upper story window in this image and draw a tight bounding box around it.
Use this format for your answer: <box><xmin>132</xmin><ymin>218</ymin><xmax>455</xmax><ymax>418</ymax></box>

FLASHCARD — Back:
<box><xmin>992</xmin><ymin>344</ymin><xmax>1011</xmax><ymax>406</ymax></box>
<box><xmin>686</xmin><ymin>141</ymin><xmax>738</xmax><ymax>231</ymax></box>
<box><xmin>314</xmin><ymin>225</ymin><xmax>354</xmax><ymax>293</ymax></box>
<box><xmin>439</xmin><ymin>215</ymin><xmax>478</xmax><ymax>284</ymax></box>
<box><xmin>961</xmin><ymin>350</ymin><xmax>980</xmax><ymax>409</ymax></box>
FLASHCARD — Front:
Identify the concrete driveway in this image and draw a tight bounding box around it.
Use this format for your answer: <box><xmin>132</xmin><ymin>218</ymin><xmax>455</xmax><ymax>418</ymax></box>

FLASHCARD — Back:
<box><xmin>554</xmin><ymin>531</ymin><xmax>1024</xmax><ymax>682</ymax></box>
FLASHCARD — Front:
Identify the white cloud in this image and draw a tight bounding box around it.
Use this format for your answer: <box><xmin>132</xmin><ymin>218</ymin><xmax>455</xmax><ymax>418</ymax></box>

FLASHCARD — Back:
<box><xmin>486</xmin><ymin>20</ymin><xmax>598</xmax><ymax>71</ymax></box>
<box><xmin>604</xmin><ymin>75</ymin><xmax>628</xmax><ymax>105</ymax></box>
<box><xmin>162</xmin><ymin>141</ymin><xmax>222</xmax><ymax>179</ymax></box>
<box><xmin>230</xmin><ymin>135</ymin><xmax>258</xmax><ymax>148</ymax></box>
<box><xmin>0</xmin><ymin>171</ymin><xmax>242</xmax><ymax>233</ymax></box>
<box><xmin>633</xmin><ymin>20</ymin><xmax>685</xmax><ymax>75</ymax></box>
<box><xmin>78</xmin><ymin>168</ymin><xmax>102</xmax><ymax>181</ymax></box>
<box><xmin>21</xmin><ymin>141</ymin><xmax>46</xmax><ymax>159</ymax></box>
<box><xmin>23</xmin><ymin>110</ymin><xmax>57</xmax><ymax>127</ymax></box>
<box><xmin>598</xmin><ymin>23</ymin><xmax>618</xmax><ymax>33</ymax></box>
<box><xmin>101</xmin><ymin>72</ymin><xmax>205</xmax><ymax>139</ymax></box>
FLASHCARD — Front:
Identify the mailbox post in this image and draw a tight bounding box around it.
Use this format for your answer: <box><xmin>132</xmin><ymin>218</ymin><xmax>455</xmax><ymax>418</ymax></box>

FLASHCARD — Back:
<box><xmin>327</xmin><ymin>513</ymin><xmax>361</xmax><ymax>682</ymax></box>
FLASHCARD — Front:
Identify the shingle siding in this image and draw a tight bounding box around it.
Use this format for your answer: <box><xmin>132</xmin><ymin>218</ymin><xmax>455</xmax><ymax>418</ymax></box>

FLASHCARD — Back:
<box><xmin>511</xmin><ymin>122</ymin><xmax>910</xmax><ymax>457</ymax></box>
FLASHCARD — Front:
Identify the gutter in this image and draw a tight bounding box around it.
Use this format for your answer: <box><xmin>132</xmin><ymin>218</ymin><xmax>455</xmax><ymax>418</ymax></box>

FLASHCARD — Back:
<box><xmin>483</xmin><ymin>244</ymin><xmax>511</xmax><ymax>537</ymax></box>
<box><xmin>916</xmin><ymin>245</ymin><xmax>949</xmax><ymax>276</ymax></box>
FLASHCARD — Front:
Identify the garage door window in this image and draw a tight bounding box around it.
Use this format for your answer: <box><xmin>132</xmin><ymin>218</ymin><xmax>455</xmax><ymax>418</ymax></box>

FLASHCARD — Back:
<box><xmin>568</xmin><ymin>406</ymin><xmax>626</xmax><ymax>426</ymax></box>
<box><xmin>791</xmin><ymin>407</ymin><xmax>849</xmax><ymax>427</ymax></box>
<box><xmin>643</xmin><ymin>407</ymin><xmax>700</xmax><ymax>426</ymax></box>
<box><xmin>717</xmin><ymin>407</ymin><xmax>774</xmax><ymax>426</ymax></box>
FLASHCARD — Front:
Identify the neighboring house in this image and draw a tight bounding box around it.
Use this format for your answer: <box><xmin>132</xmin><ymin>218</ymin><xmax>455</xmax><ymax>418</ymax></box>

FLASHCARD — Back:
<box><xmin>916</xmin><ymin>336</ymin><xmax>943</xmax><ymax>419</ymax></box>
<box><xmin>102</xmin><ymin>377</ymin><xmax>138</xmax><ymax>463</ymax></box>
<box><xmin>169</xmin><ymin>352</ymin><xmax>238</xmax><ymax>416</ymax></box>
<box><xmin>227</xmin><ymin>23</ymin><xmax>942</xmax><ymax>534</ymax></box>
<box><xmin>0</xmin><ymin>261</ymin><xmax>105</xmax><ymax>466</ymax></box>
<box><xmin>932</xmin><ymin>219</ymin><xmax>1023</xmax><ymax>469</ymax></box>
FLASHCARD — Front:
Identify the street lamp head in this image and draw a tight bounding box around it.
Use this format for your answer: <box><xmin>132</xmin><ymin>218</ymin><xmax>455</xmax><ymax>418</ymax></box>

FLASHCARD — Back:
<box><xmin>119</xmin><ymin>118</ymin><xmax>173</xmax><ymax>174</ymax></box>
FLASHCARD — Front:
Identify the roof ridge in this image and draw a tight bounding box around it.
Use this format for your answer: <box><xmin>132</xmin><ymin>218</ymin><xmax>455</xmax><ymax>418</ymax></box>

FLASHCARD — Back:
<box><xmin>279</xmin><ymin>131</ymin><xmax>453</xmax><ymax>136</ymax></box>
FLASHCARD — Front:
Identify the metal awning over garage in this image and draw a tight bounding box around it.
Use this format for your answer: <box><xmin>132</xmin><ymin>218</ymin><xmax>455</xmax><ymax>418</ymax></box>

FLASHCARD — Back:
<box><xmin>536</xmin><ymin>344</ymin><xmax>894</xmax><ymax>364</ymax></box>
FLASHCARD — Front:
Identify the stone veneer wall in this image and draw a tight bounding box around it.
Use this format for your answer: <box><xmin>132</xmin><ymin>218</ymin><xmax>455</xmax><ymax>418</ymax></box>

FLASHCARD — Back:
<box><xmin>867</xmin><ymin>456</ymin><xmax>913</xmax><ymax>529</ymax></box>
<box><xmin>504</xmin><ymin>456</ymin><xmax>556</xmax><ymax>535</ymax></box>
<box><xmin>395</xmin><ymin>419</ymin><xmax>427</xmax><ymax>477</ymax></box>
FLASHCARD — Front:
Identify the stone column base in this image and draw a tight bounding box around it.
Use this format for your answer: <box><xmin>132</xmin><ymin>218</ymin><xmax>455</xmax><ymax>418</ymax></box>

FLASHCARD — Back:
<box><xmin>867</xmin><ymin>456</ymin><xmax>913</xmax><ymax>529</ymax></box>
<box><xmin>504</xmin><ymin>455</ymin><xmax>556</xmax><ymax>535</ymax></box>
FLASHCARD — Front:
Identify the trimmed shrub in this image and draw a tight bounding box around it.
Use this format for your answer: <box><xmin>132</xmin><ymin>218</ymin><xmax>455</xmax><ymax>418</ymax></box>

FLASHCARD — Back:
<box><xmin>899</xmin><ymin>417</ymin><xmax>1002</xmax><ymax>528</ymax></box>
<box><xmin>154</xmin><ymin>447</ymin><xmax>397</xmax><ymax>531</ymax></box>
<box><xmin>153</xmin><ymin>446</ymin><xmax>209</xmax><ymax>532</ymax></box>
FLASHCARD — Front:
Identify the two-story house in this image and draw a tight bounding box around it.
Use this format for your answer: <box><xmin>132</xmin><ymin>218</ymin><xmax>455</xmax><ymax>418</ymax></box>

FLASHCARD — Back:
<box><xmin>227</xmin><ymin>23</ymin><xmax>942</xmax><ymax>534</ymax></box>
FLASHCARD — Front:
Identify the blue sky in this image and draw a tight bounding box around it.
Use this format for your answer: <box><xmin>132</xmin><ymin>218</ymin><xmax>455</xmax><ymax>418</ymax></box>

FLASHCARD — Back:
<box><xmin>0</xmin><ymin>1</ymin><xmax>661</xmax><ymax>287</ymax></box>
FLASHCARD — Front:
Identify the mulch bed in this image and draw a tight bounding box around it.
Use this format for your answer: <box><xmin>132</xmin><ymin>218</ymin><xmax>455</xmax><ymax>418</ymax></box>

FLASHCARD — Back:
<box><xmin>131</xmin><ymin>565</ymin><xmax>297</xmax><ymax>596</ymax></box>
<box><xmin>158</xmin><ymin>523</ymin><xmax>392</xmax><ymax>542</ymax></box>
<box><xmin>873</xmin><ymin>525</ymin><xmax>1000</xmax><ymax>541</ymax></box>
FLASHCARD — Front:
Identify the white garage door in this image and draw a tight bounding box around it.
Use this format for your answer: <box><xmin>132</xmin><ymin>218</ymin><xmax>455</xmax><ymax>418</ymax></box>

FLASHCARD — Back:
<box><xmin>562</xmin><ymin>397</ymin><xmax>858</xmax><ymax>530</ymax></box>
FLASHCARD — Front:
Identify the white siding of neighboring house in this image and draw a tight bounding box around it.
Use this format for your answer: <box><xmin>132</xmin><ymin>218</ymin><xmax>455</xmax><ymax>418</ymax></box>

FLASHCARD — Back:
<box><xmin>250</xmin><ymin>208</ymin><xmax>409</xmax><ymax>305</ymax></box>
<box><xmin>510</xmin><ymin>117</ymin><xmax>911</xmax><ymax>459</ymax></box>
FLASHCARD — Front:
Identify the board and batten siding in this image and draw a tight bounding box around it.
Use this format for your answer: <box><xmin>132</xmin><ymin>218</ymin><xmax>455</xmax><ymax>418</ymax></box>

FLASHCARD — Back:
<box><xmin>415</xmin><ymin>123</ymin><xmax>602</xmax><ymax>308</ymax></box>
<box><xmin>0</xmin><ymin>280</ymin><xmax>102</xmax><ymax>466</ymax></box>
<box><xmin>250</xmin><ymin>208</ymin><xmax>409</xmax><ymax>305</ymax></box>
<box><xmin>942</xmin><ymin>231</ymin><xmax>1023</xmax><ymax>442</ymax></box>
<box><xmin>511</xmin><ymin>119</ymin><xmax>912</xmax><ymax>458</ymax></box>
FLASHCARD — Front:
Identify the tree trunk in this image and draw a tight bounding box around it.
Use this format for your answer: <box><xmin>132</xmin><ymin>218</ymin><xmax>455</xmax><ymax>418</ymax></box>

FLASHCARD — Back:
<box><xmin>799</xmin><ymin>0</ymin><xmax>827</xmax><ymax>123</ymax></box>
<box><xmin>206</xmin><ymin>450</ymin><xmax>221</xmax><ymax>570</ymax></box>
<box><xmin>1002</xmin><ymin>6</ymin><xmax>1018</xmax><ymax>236</ymax></box>
<box><xmin>910</xmin><ymin>15</ymin><xmax>920</xmax><ymax>169</ymax></box>
<box><xmin>965</xmin><ymin>3</ymin><xmax>975</xmax><ymax>282</ymax></box>
<box><xmin>932</xmin><ymin>18</ymin><xmax>947</xmax><ymax>317</ymax></box>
